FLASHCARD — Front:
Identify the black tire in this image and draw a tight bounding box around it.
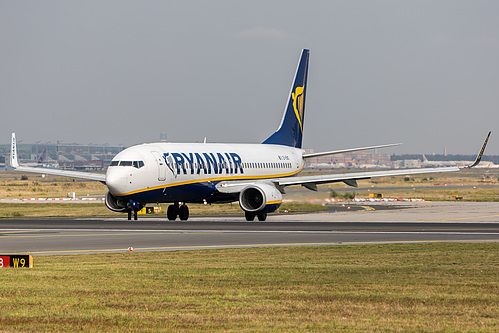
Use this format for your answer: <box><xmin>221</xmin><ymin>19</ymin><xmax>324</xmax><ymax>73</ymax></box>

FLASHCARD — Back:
<box><xmin>179</xmin><ymin>204</ymin><xmax>189</xmax><ymax>221</ymax></box>
<box><xmin>245</xmin><ymin>211</ymin><xmax>256</xmax><ymax>221</ymax></box>
<box><xmin>257</xmin><ymin>211</ymin><xmax>267</xmax><ymax>221</ymax></box>
<box><xmin>167</xmin><ymin>205</ymin><xmax>178</xmax><ymax>221</ymax></box>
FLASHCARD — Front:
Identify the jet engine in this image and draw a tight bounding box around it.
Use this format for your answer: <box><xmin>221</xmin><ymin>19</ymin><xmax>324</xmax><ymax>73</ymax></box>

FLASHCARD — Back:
<box><xmin>239</xmin><ymin>183</ymin><xmax>282</xmax><ymax>213</ymax></box>
<box><xmin>105</xmin><ymin>191</ymin><xmax>129</xmax><ymax>212</ymax></box>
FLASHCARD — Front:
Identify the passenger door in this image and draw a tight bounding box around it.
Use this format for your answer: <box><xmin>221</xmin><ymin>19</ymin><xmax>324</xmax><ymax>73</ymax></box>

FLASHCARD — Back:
<box><xmin>151</xmin><ymin>151</ymin><xmax>167</xmax><ymax>181</ymax></box>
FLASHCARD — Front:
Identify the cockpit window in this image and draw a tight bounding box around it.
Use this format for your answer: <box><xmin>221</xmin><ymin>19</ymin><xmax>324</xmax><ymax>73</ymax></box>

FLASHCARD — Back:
<box><xmin>133</xmin><ymin>161</ymin><xmax>145</xmax><ymax>168</ymax></box>
<box><xmin>110</xmin><ymin>160</ymin><xmax>144</xmax><ymax>168</ymax></box>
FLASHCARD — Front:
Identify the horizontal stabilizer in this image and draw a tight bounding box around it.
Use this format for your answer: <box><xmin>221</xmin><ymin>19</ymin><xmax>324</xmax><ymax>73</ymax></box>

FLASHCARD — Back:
<box><xmin>303</xmin><ymin>143</ymin><xmax>401</xmax><ymax>159</ymax></box>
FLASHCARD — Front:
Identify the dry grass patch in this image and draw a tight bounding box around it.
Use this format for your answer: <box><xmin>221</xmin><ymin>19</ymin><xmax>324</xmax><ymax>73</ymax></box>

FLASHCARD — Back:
<box><xmin>0</xmin><ymin>172</ymin><xmax>107</xmax><ymax>199</ymax></box>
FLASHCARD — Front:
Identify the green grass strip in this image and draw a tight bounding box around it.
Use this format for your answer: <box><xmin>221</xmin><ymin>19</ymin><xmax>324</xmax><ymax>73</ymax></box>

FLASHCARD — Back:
<box><xmin>0</xmin><ymin>243</ymin><xmax>498</xmax><ymax>331</ymax></box>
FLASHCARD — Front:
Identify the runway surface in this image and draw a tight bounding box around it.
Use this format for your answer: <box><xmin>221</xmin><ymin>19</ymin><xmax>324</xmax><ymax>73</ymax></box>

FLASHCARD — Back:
<box><xmin>1</xmin><ymin>202</ymin><xmax>498</xmax><ymax>255</ymax></box>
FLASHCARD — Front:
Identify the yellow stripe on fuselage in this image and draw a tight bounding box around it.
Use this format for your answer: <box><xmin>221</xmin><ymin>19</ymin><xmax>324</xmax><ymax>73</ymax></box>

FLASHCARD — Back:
<box><xmin>114</xmin><ymin>166</ymin><xmax>304</xmax><ymax>197</ymax></box>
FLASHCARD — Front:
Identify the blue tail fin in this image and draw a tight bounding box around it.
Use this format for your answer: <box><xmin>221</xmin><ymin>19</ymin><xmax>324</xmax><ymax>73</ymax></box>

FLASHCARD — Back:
<box><xmin>263</xmin><ymin>49</ymin><xmax>309</xmax><ymax>148</ymax></box>
<box><xmin>37</xmin><ymin>148</ymin><xmax>47</xmax><ymax>164</ymax></box>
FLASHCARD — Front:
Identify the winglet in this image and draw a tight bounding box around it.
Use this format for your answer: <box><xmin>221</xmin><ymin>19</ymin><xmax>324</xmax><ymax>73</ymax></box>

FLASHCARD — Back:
<box><xmin>462</xmin><ymin>131</ymin><xmax>491</xmax><ymax>169</ymax></box>
<box><xmin>10</xmin><ymin>133</ymin><xmax>19</xmax><ymax>168</ymax></box>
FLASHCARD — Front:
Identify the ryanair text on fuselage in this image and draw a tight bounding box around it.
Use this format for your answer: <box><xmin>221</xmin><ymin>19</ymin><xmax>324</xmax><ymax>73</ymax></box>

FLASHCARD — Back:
<box><xmin>163</xmin><ymin>152</ymin><xmax>244</xmax><ymax>176</ymax></box>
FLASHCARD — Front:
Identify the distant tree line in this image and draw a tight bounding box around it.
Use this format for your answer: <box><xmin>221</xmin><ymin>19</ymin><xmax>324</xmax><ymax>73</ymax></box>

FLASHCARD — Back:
<box><xmin>391</xmin><ymin>154</ymin><xmax>499</xmax><ymax>164</ymax></box>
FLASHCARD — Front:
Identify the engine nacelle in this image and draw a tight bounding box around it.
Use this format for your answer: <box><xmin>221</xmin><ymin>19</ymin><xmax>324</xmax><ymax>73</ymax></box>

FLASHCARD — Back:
<box><xmin>239</xmin><ymin>183</ymin><xmax>282</xmax><ymax>213</ymax></box>
<box><xmin>105</xmin><ymin>191</ymin><xmax>129</xmax><ymax>212</ymax></box>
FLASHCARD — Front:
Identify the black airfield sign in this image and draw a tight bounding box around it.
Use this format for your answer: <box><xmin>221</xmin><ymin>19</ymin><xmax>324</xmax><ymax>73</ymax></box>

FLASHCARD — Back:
<box><xmin>0</xmin><ymin>255</ymin><xmax>33</xmax><ymax>268</ymax></box>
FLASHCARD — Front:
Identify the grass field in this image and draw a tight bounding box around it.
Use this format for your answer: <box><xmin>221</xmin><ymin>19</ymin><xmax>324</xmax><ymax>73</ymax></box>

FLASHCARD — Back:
<box><xmin>0</xmin><ymin>243</ymin><xmax>497</xmax><ymax>331</ymax></box>
<box><xmin>0</xmin><ymin>201</ymin><xmax>328</xmax><ymax>218</ymax></box>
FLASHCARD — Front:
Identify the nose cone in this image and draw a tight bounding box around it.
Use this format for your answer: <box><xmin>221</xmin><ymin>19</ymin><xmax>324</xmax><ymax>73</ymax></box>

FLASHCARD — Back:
<box><xmin>106</xmin><ymin>167</ymin><xmax>128</xmax><ymax>195</ymax></box>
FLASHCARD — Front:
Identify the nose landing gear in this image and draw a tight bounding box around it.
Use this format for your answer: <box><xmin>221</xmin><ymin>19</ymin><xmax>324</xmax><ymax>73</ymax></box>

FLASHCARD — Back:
<box><xmin>126</xmin><ymin>200</ymin><xmax>143</xmax><ymax>221</ymax></box>
<box><xmin>127</xmin><ymin>209</ymin><xmax>138</xmax><ymax>221</ymax></box>
<box><xmin>167</xmin><ymin>202</ymin><xmax>189</xmax><ymax>221</ymax></box>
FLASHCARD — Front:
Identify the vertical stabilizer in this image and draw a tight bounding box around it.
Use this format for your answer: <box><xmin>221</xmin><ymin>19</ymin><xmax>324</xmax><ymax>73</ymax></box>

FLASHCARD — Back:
<box><xmin>37</xmin><ymin>148</ymin><xmax>47</xmax><ymax>164</ymax></box>
<box><xmin>263</xmin><ymin>49</ymin><xmax>310</xmax><ymax>148</ymax></box>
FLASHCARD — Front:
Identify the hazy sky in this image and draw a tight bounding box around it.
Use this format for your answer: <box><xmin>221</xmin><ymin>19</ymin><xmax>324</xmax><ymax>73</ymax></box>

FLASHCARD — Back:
<box><xmin>1</xmin><ymin>1</ymin><xmax>498</xmax><ymax>155</ymax></box>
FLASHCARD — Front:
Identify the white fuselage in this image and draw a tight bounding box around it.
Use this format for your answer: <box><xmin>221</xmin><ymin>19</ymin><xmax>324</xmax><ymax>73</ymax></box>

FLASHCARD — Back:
<box><xmin>106</xmin><ymin>143</ymin><xmax>305</xmax><ymax>204</ymax></box>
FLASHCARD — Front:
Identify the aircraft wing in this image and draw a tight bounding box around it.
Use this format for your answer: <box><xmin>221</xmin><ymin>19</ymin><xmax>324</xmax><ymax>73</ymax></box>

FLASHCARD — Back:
<box><xmin>218</xmin><ymin>132</ymin><xmax>490</xmax><ymax>193</ymax></box>
<box><xmin>13</xmin><ymin>166</ymin><xmax>106</xmax><ymax>183</ymax></box>
<box><xmin>216</xmin><ymin>166</ymin><xmax>460</xmax><ymax>194</ymax></box>
<box><xmin>275</xmin><ymin>166</ymin><xmax>459</xmax><ymax>189</ymax></box>
<box><xmin>10</xmin><ymin>133</ymin><xmax>106</xmax><ymax>183</ymax></box>
<box><xmin>280</xmin><ymin>132</ymin><xmax>491</xmax><ymax>190</ymax></box>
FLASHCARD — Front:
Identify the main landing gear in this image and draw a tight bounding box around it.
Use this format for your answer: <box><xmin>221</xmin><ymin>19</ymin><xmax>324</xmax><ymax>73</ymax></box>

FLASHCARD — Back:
<box><xmin>244</xmin><ymin>211</ymin><xmax>267</xmax><ymax>221</ymax></box>
<box><xmin>167</xmin><ymin>202</ymin><xmax>189</xmax><ymax>221</ymax></box>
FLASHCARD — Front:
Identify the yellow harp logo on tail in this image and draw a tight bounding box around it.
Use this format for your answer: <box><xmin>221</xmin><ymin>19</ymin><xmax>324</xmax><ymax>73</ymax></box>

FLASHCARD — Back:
<box><xmin>292</xmin><ymin>86</ymin><xmax>304</xmax><ymax>131</ymax></box>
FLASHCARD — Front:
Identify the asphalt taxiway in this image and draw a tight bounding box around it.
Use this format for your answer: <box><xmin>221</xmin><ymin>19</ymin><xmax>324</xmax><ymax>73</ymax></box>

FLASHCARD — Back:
<box><xmin>0</xmin><ymin>202</ymin><xmax>498</xmax><ymax>255</ymax></box>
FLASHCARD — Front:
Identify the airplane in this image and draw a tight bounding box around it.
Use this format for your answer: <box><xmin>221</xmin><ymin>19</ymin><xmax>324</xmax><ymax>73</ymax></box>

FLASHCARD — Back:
<box><xmin>15</xmin><ymin>148</ymin><xmax>48</xmax><ymax>167</ymax></box>
<box><xmin>421</xmin><ymin>154</ymin><xmax>461</xmax><ymax>168</ymax></box>
<box><xmin>37</xmin><ymin>148</ymin><xmax>46</xmax><ymax>164</ymax></box>
<box><xmin>9</xmin><ymin>49</ymin><xmax>491</xmax><ymax>221</ymax></box>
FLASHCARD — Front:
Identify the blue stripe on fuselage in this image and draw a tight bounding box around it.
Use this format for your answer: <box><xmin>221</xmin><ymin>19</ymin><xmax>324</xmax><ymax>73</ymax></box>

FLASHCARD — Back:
<box><xmin>124</xmin><ymin>180</ymin><xmax>232</xmax><ymax>204</ymax></box>
<box><xmin>121</xmin><ymin>181</ymin><xmax>283</xmax><ymax>209</ymax></box>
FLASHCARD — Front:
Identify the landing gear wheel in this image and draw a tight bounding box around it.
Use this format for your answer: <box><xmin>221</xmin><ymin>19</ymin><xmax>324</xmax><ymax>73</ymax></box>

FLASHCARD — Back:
<box><xmin>128</xmin><ymin>209</ymin><xmax>139</xmax><ymax>220</ymax></box>
<box><xmin>167</xmin><ymin>205</ymin><xmax>178</xmax><ymax>221</ymax></box>
<box><xmin>257</xmin><ymin>211</ymin><xmax>267</xmax><ymax>221</ymax></box>
<box><xmin>178</xmin><ymin>204</ymin><xmax>189</xmax><ymax>221</ymax></box>
<box><xmin>245</xmin><ymin>211</ymin><xmax>256</xmax><ymax>221</ymax></box>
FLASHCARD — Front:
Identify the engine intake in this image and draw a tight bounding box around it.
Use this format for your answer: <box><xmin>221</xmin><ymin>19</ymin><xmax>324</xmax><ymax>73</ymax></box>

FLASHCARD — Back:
<box><xmin>105</xmin><ymin>191</ymin><xmax>129</xmax><ymax>212</ymax></box>
<box><xmin>239</xmin><ymin>183</ymin><xmax>282</xmax><ymax>213</ymax></box>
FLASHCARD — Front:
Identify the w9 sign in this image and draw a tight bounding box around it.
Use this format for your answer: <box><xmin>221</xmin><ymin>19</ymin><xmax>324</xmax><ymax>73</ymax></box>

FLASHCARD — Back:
<box><xmin>0</xmin><ymin>255</ymin><xmax>33</xmax><ymax>268</ymax></box>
